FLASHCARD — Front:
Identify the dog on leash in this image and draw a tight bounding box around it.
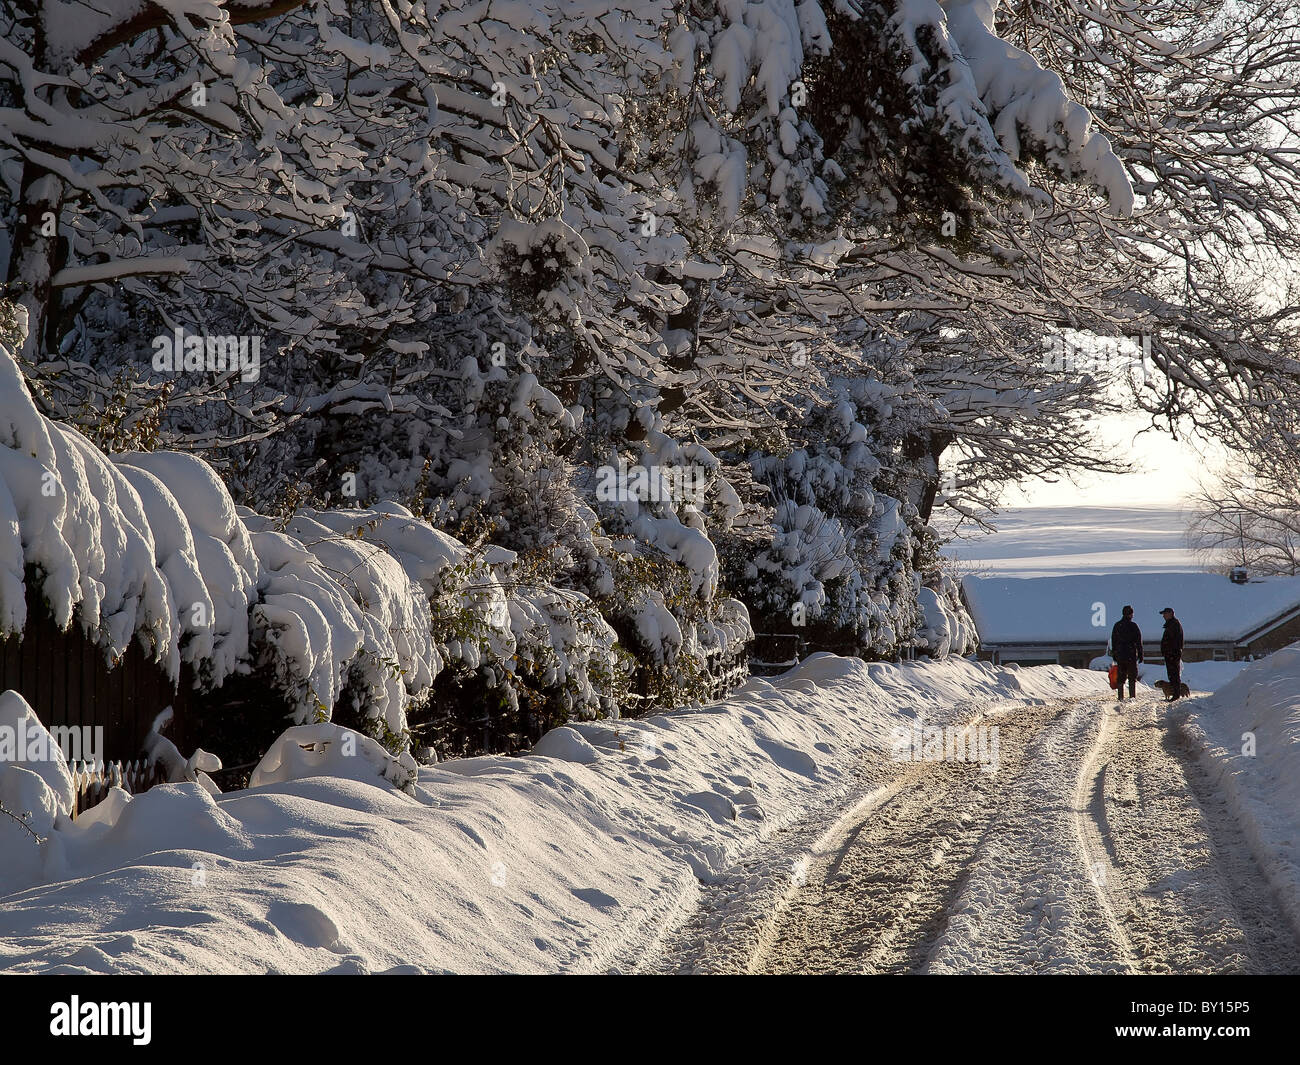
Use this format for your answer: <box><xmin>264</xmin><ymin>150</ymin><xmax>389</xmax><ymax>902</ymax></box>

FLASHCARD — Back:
<box><xmin>1153</xmin><ymin>679</ymin><xmax>1191</xmax><ymax>698</ymax></box>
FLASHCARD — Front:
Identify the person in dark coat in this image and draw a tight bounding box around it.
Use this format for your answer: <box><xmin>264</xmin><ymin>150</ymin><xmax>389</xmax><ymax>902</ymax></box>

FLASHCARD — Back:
<box><xmin>1160</xmin><ymin>607</ymin><xmax>1184</xmax><ymax>700</ymax></box>
<box><xmin>1110</xmin><ymin>605</ymin><xmax>1142</xmax><ymax>700</ymax></box>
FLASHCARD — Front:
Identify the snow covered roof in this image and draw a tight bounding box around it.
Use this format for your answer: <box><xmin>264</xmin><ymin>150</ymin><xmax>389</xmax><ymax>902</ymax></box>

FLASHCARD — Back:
<box><xmin>962</xmin><ymin>573</ymin><xmax>1300</xmax><ymax>645</ymax></box>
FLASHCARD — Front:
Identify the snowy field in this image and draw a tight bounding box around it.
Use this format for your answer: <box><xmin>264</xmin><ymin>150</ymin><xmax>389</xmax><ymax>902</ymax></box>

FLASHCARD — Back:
<box><xmin>0</xmin><ymin>657</ymin><xmax>1105</xmax><ymax>974</ymax></box>
<box><xmin>943</xmin><ymin>505</ymin><xmax>1199</xmax><ymax>576</ymax></box>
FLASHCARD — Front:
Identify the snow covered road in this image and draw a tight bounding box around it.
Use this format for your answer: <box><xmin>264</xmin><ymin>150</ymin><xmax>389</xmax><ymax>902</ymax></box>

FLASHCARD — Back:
<box><xmin>6</xmin><ymin>656</ymin><xmax>1297</xmax><ymax>975</ymax></box>
<box><xmin>647</xmin><ymin>694</ymin><xmax>1300</xmax><ymax>975</ymax></box>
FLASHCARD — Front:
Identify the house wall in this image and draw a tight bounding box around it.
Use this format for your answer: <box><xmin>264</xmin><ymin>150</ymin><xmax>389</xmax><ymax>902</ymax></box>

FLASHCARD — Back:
<box><xmin>1136</xmin><ymin>644</ymin><xmax>1217</xmax><ymax>663</ymax></box>
<box><xmin>1244</xmin><ymin>612</ymin><xmax>1300</xmax><ymax>657</ymax></box>
<box><xmin>977</xmin><ymin>643</ymin><xmax>1236</xmax><ymax>669</ymax></box>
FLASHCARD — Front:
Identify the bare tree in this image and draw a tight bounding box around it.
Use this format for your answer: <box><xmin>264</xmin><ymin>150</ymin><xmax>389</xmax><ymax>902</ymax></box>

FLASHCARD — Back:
<box><xmin>1188</xmin><ymin>461</ymin><xmax>1300</xmax><ymax>575</ymax></box>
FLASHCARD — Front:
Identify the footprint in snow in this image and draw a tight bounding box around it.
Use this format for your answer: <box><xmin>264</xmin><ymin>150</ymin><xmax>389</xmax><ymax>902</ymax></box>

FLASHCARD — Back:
<box><xmin>321</xmin><ymin>955</ymin><xmax>368</xmax><ymax>975</ymax></box>
<box><xmin>571</xmin><ymin>887</ymin><xmax>620</xmax><ymax>909</ymax></box>
<box><xmin>267</xmin><ymin>900</ymin><xmax>342</xmax><ymax>951</ymax></box>
<box><xmin>755</xmin><ymin>737</ymin><xmax>818</xmax><ymax>778</ymax></box>
<box><xmin>681</xmin><ymin>790</ymin><xmax>739</xmax><ymax>823</ymax></box>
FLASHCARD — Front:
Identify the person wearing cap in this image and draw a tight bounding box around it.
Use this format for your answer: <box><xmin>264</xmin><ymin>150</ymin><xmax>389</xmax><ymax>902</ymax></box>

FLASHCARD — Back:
<box><xmin>1109</xmin><ymin>605</ymin><xmax>1143</xmax><ymax>700</ymax></box>
<box><xmin>1159</xmin><ymin>607</ymin><xmax>1184</xmax><ymax>700</ymax></box>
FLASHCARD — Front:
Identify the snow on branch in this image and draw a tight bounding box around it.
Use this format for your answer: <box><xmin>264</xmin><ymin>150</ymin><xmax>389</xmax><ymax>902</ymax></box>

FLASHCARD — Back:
<box><xmin>51</xmin><ymin>257</ymin><xmax>195</xmax><ymax>288</ymax></box>
<box><xmin>940</xmin><ymin>0</ymin><xmax>1134</xmax><ymax>214</ymax></box>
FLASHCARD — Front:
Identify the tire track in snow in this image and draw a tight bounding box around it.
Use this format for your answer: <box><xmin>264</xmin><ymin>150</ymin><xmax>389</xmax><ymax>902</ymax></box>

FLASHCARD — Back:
<box><xmin>636</xmin><ymin>697</ymin><xmax>1018</xmax><ymax>975</ymax></box>
<box><xmin>1079</xmin><ymin>697</ymin><xmax>1300</xmax><ymax>973</ymax></box>
<box><xmin>924</xmin><ymin>697</ymin><xmax>1130</xmax><ymax>973</ymax></box>
<box><xmin>646</xmin><ymin>691</ymin><xmax>1299</xmax><ymax>975</ymax></box>
<box><xmin>1072</xmin><ymin>700</ymin><xmax>1140</xmax><ymax>972</ymax></box>
<box><xmin>752</xmin><ymin>703</ymin><xmax>1066</xmax><ymax>974</ymax></box>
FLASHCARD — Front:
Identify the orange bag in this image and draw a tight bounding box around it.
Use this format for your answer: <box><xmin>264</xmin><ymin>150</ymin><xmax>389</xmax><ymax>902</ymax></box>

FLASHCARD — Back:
<box><xmin>1108</xmin><ymin>663</ymin><xmax>1120</xmax><ymax>690</ymax></box>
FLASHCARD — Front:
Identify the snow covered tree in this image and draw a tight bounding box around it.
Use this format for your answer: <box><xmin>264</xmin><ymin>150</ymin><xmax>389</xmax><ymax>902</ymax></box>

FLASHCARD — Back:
<box><xmin>725</xmin><ymin>375</ymin><xmax>929</xmax><ymax>656</ymax></box>
<box><xmin>994</xmin><ymin>0</ymin><xmax>1300</xmax><ymax>467</ymax></box>
<box><xmin>10</xmin><ymin>0</ymin><xmax>1293</xmax><ymax>749</ymax></box>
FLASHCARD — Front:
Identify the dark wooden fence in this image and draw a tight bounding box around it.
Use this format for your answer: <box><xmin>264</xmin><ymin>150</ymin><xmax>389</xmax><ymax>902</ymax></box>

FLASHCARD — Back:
<box><xmin>1</xmin><ymin>587</ymin><xmax>189</xmax><ymax>814</ymax></box>
<box><xmin>68</xmin><ymin>758</ymin><xmax>169</xmax><ymax>818</ymax></box>
<box><xmin>701</xmin><ymin>643</ymin><xmax>750</xmax><ymax>700</ymax></box>
<box><xmin>749</xmin><ymin>632</ymin><xmax>806</xmax><ymax>677</ymax></box>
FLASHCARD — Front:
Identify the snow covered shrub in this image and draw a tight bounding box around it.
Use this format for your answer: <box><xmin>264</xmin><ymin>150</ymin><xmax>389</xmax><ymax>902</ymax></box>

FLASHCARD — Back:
<box><xmin>413</xmin><ymin>543</ymin><xmax>626</xmax><ymax>755</ymax></box>
<box><xmin>0</xmin><ymin>324</ymin><xmax>214</xmax><ymax>680</ymax></box>
<box><xmin>0</xmin><ymin>691</ymin><xmax>73</xmax><ymax>893</ymax></box>
<box><xmin>250</xmin><ymin>722</ymin><xmax>416</xmax><ymax>794</ymax></box>
<box><xmin>727</xmin><ymin>377</ymin><xmax>925</xmax><ymax>658</ymax></box>
<box><xmin>586</xmin><ymin>416</ymin><xmax>753</xmax><ymax>709</ymax></box>
<box><xmin>356</xmin><ymin>359</ymin><xmax>631</xmax><ymax>746</ymax></box>
<box><xmin>915</xmin><ymin>573</ymin><xmax>978</xmax><ymax>659</ymax></box>
<box><xmin>909</xmin><ymin>519</ymin><xmax>978</xmax><ymax>658</ymax></box>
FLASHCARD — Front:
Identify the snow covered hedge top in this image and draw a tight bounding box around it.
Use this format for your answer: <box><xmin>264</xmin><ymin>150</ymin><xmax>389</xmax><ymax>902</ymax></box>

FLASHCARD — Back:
<box><xmin>0</xmin><ymin>331</ymin><xmax>624</xmax><ymax>751</ymax></box>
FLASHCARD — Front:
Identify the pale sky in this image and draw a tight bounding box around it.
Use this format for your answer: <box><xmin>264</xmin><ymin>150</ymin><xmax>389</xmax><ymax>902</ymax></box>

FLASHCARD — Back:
<box><xmin>1003</xmin><ymin>410</ymin><xmax>1227</xmax><ymax>508</ymax></box>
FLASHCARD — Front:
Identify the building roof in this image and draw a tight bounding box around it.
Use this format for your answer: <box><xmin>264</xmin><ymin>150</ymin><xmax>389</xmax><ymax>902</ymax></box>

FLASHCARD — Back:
<box><xmin>961</xmin><ymin>572</ymin><xmax>1300</xmax><ymax>646</ymax></box>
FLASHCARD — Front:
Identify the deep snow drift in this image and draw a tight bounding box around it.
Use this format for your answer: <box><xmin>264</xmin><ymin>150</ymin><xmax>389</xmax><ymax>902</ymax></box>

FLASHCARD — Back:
<box><xmin>0</xmin><ymin>655</ymin><xmax>1105</xmax><ymax>974</ymax></box>
<box><xmin>1182</xmin><ymin>648</ymin><xmax>1300</xmax><ymax>939</ymax></box>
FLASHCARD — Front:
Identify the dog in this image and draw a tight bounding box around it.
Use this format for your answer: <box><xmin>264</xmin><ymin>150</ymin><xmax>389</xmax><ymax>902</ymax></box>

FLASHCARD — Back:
<box><xmin>1153</xmin><ymin>679</ymin><xmax>1191</xmax><ymax>699</ymax></box>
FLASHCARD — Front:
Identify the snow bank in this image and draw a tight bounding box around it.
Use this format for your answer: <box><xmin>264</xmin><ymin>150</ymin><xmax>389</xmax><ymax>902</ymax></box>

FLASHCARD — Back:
<box><xmin>1180</xmin><ymin>659</ymin><xmax>1251</xmax><ymax>694</ymax></box>
<box><xmin>1181</xmin><ymin>647</ymin><xmax>1300</xmax><ymax>937</ymax></box>
<box><xmin>0</xmin><ymin>656</ymin><xmax>1106</xmax><ymax>972</ymax></box>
